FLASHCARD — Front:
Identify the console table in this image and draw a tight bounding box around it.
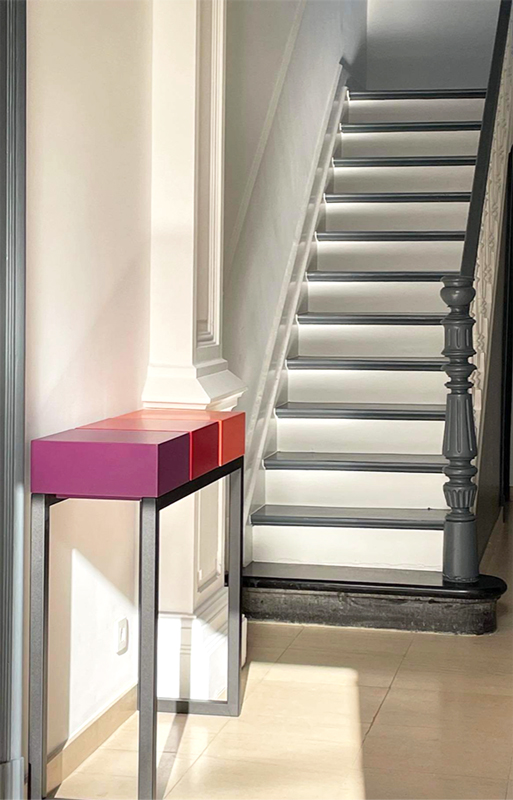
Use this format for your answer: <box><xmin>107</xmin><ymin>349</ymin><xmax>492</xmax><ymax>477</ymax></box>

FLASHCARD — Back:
<box><xmin>28</xmin><ymin>409</ymin><xmax>245</xmax><ymax>800</ymax></box>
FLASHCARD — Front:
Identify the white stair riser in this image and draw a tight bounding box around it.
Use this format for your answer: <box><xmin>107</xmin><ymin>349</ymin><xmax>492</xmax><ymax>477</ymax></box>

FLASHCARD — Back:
<box><xmin>347</xmin><ymin>98</ymin><xmax>484</xmax><ymax>124</ymax></box>
<box><xmin>324</xmin><ymin>202</ymin><xmax>468</xmax><ymax>232</ymax></box>
<box><xmin>277</xmin><ymin>417</ymin><xmax>444</xmax><ymax>454</ymax></box>
<box><xmin>265</xmin><ymin>469</ymin><xmax>445</xmax><ymax>508</ymax></box>
<box><xmin>316</xmin><ymin>240</ymin><xmax>463</xmax><ymax>273</ymax></box>
<box><xmin>332</xmin><ymin>165</ymin><xmax>475</xmax><ymax>193</ymax></box>
<box><xmin>287</xmin><ymin>370</ymin><xmax>446</xmax><ymax>404</ymax></box>
<box><xmin>252</xmin><ymin>525</ymin><xmax>443</xmax><ymax>571</ymax></box>
<box><xmin>307</xmin><ymin>281</ymin><xmax>445</xmax><ymax>313</ymax></box>
<box><xmin>298</xmin><ymin>324</ymin><xmax>444</xmax><ymax>357</ymax></box>
<box><xmin>340</xmin><ymin>130</ymin><xmax>479</xmax><ymax>158</ymax></box>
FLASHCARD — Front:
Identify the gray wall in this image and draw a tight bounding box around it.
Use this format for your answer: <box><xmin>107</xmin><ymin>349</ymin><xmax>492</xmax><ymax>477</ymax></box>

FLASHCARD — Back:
<box><xmin>367</xmin><ymin>0</ymin><xmax>500</xmax><ymax>89</ymax></box>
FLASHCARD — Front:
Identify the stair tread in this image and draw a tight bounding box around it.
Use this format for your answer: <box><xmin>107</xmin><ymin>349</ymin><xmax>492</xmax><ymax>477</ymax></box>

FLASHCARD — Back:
<box><xmin>348</xmin><ymin>89</ymin><xmax>486</xmax><ymax>100</ymax></box>
<box><xmin>287</xmin><ymin>355</ymin><xmax>447</xmax><ymax>370</ymax></box>
<box><xmin>298</xmin><ymin>311</ymin><xmax>444</xmax><ymax>325</ymax></box>
<box><xmin>243</xmin><ymin>562</ymin><xmax>505</xmax><ymax>600</ymax></box>
<box><xmin>334</xmin><ymin>156</ymin><xmax>476</xmax><ymax>167</ymax></box>
<box><xmin>275</xmin><ymin>402</ymin><xmax>446</xmax><ymax>420</ymax></box>
<box><xmin>325</xmin><ymin>192</ymin><xmax>471</xmax><ymax>203</ymax></box>
<box><xmin>308</xmin><ymin>269</ymin><xmax>452</xmax><ymax>282</ymax></box>
<box><xmin>264</xmin><ymin>451</ymin><xmax>446</xmax><ymax>472</ymax></box>
<box><xmin>252</xmin><ymin>504</ymin><xmax>447</xmax><ymax>529</ymax></box>
<box><xmin>317</xmin><ymin>231</ymin><xmax>466</xmax><ymax>242</ymax></box>
<box><xmin>341</xmin><ymin>121</ymin><xmax>481</xmax><ymax>133</ymax></box>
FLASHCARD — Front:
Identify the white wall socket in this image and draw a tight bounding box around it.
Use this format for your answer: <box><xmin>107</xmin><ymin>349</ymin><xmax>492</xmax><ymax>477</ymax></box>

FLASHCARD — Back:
<box><xmin>117</xmin><ymin>617</ymin><xmax>129</xmax><ymax>656</ymax></box>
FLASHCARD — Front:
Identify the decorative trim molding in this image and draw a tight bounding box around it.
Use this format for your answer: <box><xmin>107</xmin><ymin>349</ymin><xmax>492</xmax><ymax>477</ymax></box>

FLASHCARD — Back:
<box><xmin>0</xmin><ymin>1</ymin><xmax>26</xmax><ymax>797</ymax></box>
<box><xmin>224</xmin><ymin>0</ymin><xmax>307</xmax><ymax>279</ymax></box>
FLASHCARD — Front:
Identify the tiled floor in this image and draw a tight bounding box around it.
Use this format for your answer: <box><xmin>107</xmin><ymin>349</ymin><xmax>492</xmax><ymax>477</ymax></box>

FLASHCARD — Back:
<box><xmin>56</xmin><ymin>520</ymin><xmax>513</xmax><ymax>800</ymax></box>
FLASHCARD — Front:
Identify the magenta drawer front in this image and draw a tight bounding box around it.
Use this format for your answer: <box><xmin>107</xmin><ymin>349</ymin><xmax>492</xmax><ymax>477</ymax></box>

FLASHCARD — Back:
<box><xmin>31</xmin><ymin>428</ymin><xmax>190</xmax><ymax>499</ymax></box>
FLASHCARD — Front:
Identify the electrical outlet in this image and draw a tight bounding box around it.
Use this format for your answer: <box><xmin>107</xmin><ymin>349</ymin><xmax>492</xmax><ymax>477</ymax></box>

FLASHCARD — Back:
<box><xmin>117</xmin><ymin>618</ymin><xmax>129</xmax><ymax>655</ymax></box>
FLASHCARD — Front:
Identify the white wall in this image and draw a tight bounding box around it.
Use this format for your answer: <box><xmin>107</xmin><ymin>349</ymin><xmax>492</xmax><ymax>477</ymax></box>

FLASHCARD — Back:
<box><xmin>223</xmin><ymin>0</ymin><xmax>367</xmax><ymax>516</ymax></box>
<box><xmin>367</xmin><ymin>0</ymin><xmax>500</xmax><ymax>90</ymax></box>
<box><xmin>27</xmin><ymin>0</ymin><xmax>152</xmax><ymax>752</ymax></box>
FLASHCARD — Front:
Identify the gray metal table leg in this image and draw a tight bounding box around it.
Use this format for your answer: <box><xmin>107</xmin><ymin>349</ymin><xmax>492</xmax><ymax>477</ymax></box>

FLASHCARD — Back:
<box><xmin>226</xmin><ymin>465</ymin><xmax>243</xmax><ymax>716</ymax></box>
<box><xmin>29</xmin><ymin>494</ymin><xmax>50</xmax><ymax>800</ymax></box>
<box><xmin>138</xmin><ymin>498</ymin><xmax>160</xmax><ymax>800</ymax></box>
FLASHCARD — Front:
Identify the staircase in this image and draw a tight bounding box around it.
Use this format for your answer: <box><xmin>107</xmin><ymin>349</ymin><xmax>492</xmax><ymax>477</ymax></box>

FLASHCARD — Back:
<box><xmin>243</xmin><ymin>88</ymin><xmax>506</xmax><ymax>634</ymax></box>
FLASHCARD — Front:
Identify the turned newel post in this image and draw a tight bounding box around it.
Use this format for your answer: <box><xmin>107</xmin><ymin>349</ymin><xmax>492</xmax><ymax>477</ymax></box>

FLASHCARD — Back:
<box><xmin>440</xmin><ymin>274</ymin><xmax>479</xmax><ymax>583</ymax></box>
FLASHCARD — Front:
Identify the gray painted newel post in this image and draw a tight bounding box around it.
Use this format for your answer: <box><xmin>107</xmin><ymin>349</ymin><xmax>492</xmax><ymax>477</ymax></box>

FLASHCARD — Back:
<box><xmin>440</xmin><ymin>275</ymin><xmax>479</xmax><ymax>584</ymax></box>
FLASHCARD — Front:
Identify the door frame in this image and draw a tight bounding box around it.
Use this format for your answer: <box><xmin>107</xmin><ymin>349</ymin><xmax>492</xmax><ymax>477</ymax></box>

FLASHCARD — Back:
<box><xmin>0</xmin><ymin>1</ymin><xmax>26</xmax><ymax>798</ymax></box>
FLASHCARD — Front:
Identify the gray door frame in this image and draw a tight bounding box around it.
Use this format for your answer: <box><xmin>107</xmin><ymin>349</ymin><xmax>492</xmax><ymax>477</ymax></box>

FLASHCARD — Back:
<box><xmin>0</xmin><ymin>1</ymin><xmax>26</xmax><ymax>798</ymax></box>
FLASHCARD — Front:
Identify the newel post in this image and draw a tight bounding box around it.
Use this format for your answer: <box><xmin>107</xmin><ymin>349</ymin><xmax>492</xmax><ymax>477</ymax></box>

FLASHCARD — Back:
<box><xmin>440</xmin><ymin>274</ymin><xmax>479</xmax><ymax>584</ymax></box>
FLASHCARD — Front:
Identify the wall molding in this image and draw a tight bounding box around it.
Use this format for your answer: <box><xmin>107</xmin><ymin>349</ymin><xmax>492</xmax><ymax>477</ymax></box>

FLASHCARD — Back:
<box><xmin>224</xmin><ymin>0</ymin><xmax>307</xmax><ymax>278</ymax></box>
<box><xmin>0</xmin><ymin>1</ymin><xmax>26</xmax><ymax>797</ymax></box>
<box><xmin>243</xmin><ymin>68</ymin><xmax>348</xmax><ymax>524</ymax></box>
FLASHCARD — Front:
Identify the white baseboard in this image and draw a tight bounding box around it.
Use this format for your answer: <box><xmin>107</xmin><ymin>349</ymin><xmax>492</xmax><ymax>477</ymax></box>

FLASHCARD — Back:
<box><xmin>158</xmin><ymin>587</ymin><xmax>247</xmax><ymax>701</ymax></box>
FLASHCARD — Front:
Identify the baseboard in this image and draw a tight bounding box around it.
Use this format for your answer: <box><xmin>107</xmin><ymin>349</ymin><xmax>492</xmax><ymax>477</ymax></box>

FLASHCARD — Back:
<box><xmin>47</xmin><ymin>684</ymin><xmax>136</xmax><ymax>793</ymax></box>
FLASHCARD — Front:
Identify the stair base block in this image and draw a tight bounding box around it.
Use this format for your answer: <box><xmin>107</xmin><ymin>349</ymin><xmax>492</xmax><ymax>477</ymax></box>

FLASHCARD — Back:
<box><xmin>243</xmin><ymin>564</ymin><xmax>507</xmax><ymax>635</ymax></box>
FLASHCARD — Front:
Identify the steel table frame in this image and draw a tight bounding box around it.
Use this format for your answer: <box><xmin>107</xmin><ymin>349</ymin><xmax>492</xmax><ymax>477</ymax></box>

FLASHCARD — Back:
<box><xmin>28</xmin><ymin>456</ymin><xmax>244</xmax><ymax>800</ymax></box>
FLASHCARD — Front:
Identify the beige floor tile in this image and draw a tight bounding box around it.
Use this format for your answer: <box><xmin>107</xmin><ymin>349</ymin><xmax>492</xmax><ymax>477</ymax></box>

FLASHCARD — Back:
<box><xmin>202</xmin><ymin>728</ymin><xmax>362</xmax><ymax>773</ymax></box>
<box><xmin>233</xmin><ymin>677</ymin><xmax>386</xmax><ymax>725</ymax></box>
<box><xmin>362</xmin><ymin>723</ymin><xmax>513</xmax><ymax>780</ymax></box>
<box><xmin>401</xmin><ymin>645</ymin><xmax>513</xmax><ymax>676</ymax></box>
<box><xmin>245</xmin><ymin>644</ymin><xmax>288</xmax><ymax>664</ymax></box>
<box><xmin>507</xmin><ymin>780</ymin><xmax>513</xmax><ymax>799</ymax></box>
<box><xmin>247</xmin><ymin>621</ymin><xmax>303</xmax><ymax>648</ymax></box>
<box><xmin>55</xmin><ymin>771</ymin><xmax>138</xmax><ymax>800</ymax></box>
<box><xmin>58</xmin><ymin>750</ymin><xmax>194</xmax><ymax>798</ymax></box>
<box><xmin>290</xmin><ymin>625</ymin><xmax>413</xmax><ymax>655</ymax></box>
<box><xmin>271</xmin><ymin>647</ymin><xmax>403</xmax><ymax>688</ymax></box>
<box><xmin>166</xmin><ymin>755</ymin><xmax>362</xmax><ymax>800</ymax></box>
<box><xmin>407</xmin><ymin>629</ymin><xmax>513</xmax><ymax>658</ymax></box>
<box><xmin>361</xmin><ymin>768</ymin><xmax>508</xmax><ymax>800</ymax></box>
<box><xmin>222</xmin><ymin>715</ymin><xmax>370</xmax><ymax>744</ymax></box>
<box><xmin>374</xmin><ymin>686</ymin><xmax>513</xmax><ymax>739</ymax></box>
<box><xmin>393</xmin><ymin>665</ymin><xmax>513</xmax><ymax>696</ymax></box>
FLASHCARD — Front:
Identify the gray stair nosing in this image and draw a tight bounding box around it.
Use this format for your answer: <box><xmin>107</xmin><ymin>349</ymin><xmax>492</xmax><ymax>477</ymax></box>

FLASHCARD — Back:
<box><xmin>340</xmin><ymin>121</ymin><xmax>481</xmax><ymax>133</ymax></box>
<box><xmin>307</xmin><ymin>271</ymin><xmax>449</xmax><ymax>283</ymax></box>
<box><xmin>297</xmin><ymin>312</ymin><xmax>444</xmax><ymax>325</ymax></box>
<box><xmin>316</xmin><ymin>231</ymin><xmax>466</xmax><ymax>242</ymax></box>
<box><xmin>333</xmin><ymin>156</ymin><xmax>477</xmax><ymax>168</ymax></box>
<box><xmin>251</xmin><ymin>507</ymin><xmax>446</xmax><ymax>530</ymax></box>
<box><xmin>286</xmin><ymin>356</ymin><xmax>447</xmax><ymax>371</ymax></box>
<box><xmin>348</xmin><ymin>89</ymin><xmax>486</xmax><ymax>100</ymax></box>
<box><xmin>275</xmin><ymin>404</ymin><xmax>446</xmax><ymax>421</ymax></box>
<box><xmin>263</xmin><ymin>454</ymin><xmax>446</xmax><ymax>473</ymax></box>
<box><xmin>324</xmin><ymin>192</ymin><xmax>471</xmax><ymax>203</ymax></box>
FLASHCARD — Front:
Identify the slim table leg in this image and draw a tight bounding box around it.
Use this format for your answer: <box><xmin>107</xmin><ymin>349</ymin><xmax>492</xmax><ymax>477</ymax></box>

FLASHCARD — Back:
<box><xmin>226</xmin><ymin>463</ymin><xmax>243</xmax><ymax>716</ymax></box>
<box><xmin>29</xmin><ymin>494</ymin><xmax>50</xmax><ymax>800</ymax></box>
<box><xmin>138</xmin><ymin>498</ymin><xmax>160</xmax><ymax>800</ymax></box>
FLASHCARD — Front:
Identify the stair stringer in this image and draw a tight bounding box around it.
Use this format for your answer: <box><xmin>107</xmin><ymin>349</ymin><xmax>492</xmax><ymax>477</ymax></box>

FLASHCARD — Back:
<box><xmin>242</xmin><ymin>68</ymin><xmax>349</xmax><ymax>562</ymax></box>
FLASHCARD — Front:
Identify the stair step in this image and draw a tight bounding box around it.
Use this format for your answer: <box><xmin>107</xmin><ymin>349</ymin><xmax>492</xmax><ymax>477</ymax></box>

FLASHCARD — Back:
<box><xmin>252</xmin><ymin>504</ymin><xmax>447</xmax><ymax>529</ymax></box>
<box><xmin>298</xmin><ymin>312</ymin><xmax>444</xmax><ymax>326</ymax></box>
<box><xmin>264</xmin><ymin>452</ymin><xmax>446</xmax><ymax>472</ymax></box>
<box><xmin>317</xmin><ymin>231</ymin><xmax>465</xmax><ymax>242</ymax></box>
<box><xmin>325</xmin><ymin>192</ymin><xmax>471</xmax><ymax>203</ymax></box>
<box><xmin>308</xmin><ymin>270</ymin><xmax>447</xmax><ymax>282</ymax></box>
<box><xmin>334</xmin><ymin>156</ymin><xmax>476</xmax><ymax>168</ymax></box>
<box><xmin>349</xmin><ymin>89</ymin><xmax>487</xmax><ymax>101</ymax></box>
<box><xmin>275</xmin><ymin>402</ymin><xmax>446</xmax><ymax>421</ymax></box>
<box><xmin>287</xmin><ymin>356</ymin><xmax>447</xmax><ymax>371</ymax></box>
<box><xmin>340</xmin><ymin>121</ymin><xmax>481</xmax><ymax>133</ymax></box>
